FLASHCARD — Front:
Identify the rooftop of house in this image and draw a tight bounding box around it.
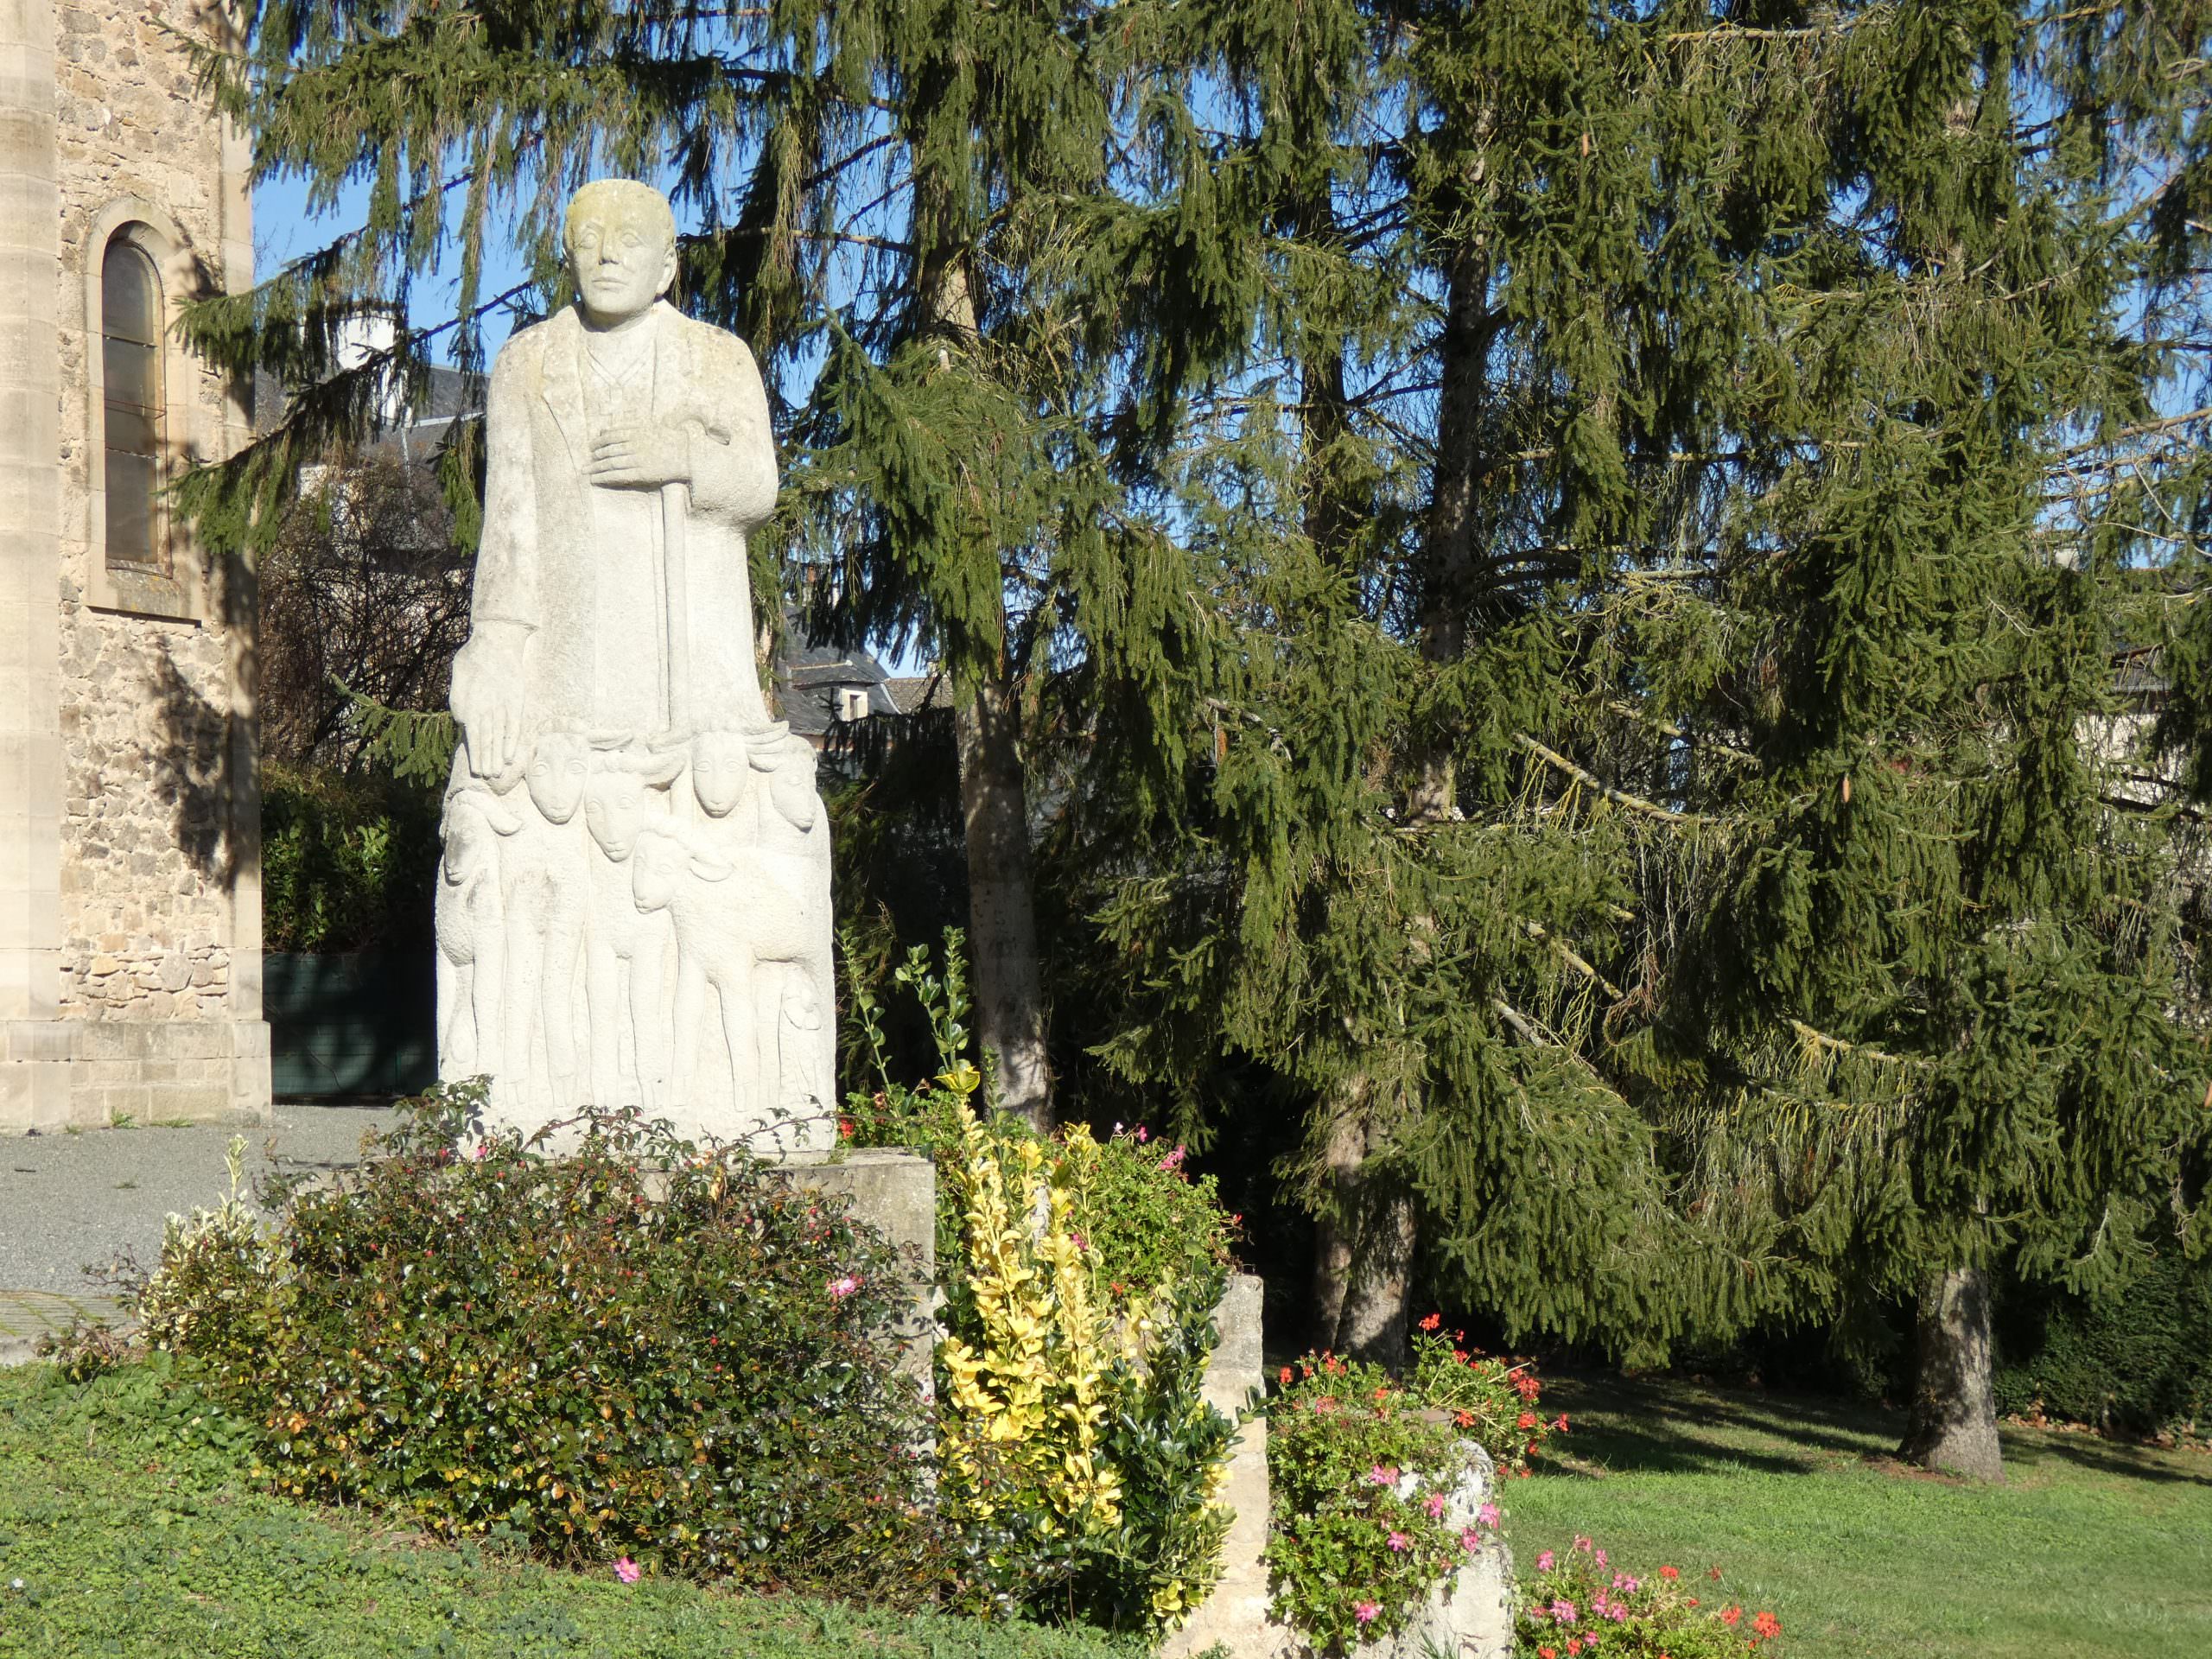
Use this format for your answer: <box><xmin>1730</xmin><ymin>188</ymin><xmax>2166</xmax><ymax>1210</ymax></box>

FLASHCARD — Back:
<box><xmin>882</xmin><ymin>674</ymin><xmax>953</xmax><ymax>716</ymax></box>
<box><xmin>778</xmin><ymin>637</ymin><xmax>904</xmax><ymax>737</ymax></box>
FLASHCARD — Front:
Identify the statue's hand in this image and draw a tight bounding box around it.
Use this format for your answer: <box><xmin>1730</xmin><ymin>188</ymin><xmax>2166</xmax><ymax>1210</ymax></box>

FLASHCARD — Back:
<box><xmin>587</xmin><ymin>422</ymin><xmax>693</xmax><ymax>489</ymax></box>
<box><xmin>451</xmin><ymin>622</ymin><xmax>531</xmax><ymax>779</ymax></box>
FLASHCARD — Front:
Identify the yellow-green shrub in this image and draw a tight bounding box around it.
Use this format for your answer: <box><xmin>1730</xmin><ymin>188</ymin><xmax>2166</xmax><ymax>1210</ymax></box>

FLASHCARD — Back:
<box><xmin>935</xmin><ymin>1085</ymin><xmax>1237</xmax><ymax>1633</ymax></box>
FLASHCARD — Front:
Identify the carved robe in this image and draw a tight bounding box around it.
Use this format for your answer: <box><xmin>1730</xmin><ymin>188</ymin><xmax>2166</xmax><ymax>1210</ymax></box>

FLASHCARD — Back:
<box><xmin>467</xmin><ymin>300</ymin><xmax>779</xmax><ymax>739</ymax></box>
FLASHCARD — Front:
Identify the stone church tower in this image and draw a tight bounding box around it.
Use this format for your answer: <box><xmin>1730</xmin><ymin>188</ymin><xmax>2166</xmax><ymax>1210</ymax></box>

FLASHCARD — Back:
<box><xmin>1</xmin><ymin>1</ymin><xmax>268</xmax><ymax>1131</ymax></box>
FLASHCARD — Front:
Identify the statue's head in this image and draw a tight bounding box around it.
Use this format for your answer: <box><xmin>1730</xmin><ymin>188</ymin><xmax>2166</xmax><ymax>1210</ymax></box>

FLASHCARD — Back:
<box><xmin>524</xmin><ymin>729</ymin><xmax>591</xmax><ymax>825</ymax></box>
<box><xmin>690</xmin><ymin>728</ymin><xmax>750</xmax><ymax>818</ymax></box>
<box><xmin>563</xmin><ymin>179</ymin><xmax>677</xmax><ymax>327</ymax></box>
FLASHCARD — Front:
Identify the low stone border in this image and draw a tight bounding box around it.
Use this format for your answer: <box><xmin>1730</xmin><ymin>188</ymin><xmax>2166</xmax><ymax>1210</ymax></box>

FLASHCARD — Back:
<box><xmin>0</xmin><ymin>1289</ymin><xmax>125</xmax><ymax>1366</ymax></box>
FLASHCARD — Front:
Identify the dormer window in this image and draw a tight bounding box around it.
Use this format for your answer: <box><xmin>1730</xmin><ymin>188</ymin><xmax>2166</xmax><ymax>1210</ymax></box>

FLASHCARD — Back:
<box><xmin>101</xmin><ymin>234</ymin><xmax>166</xmax><ymax>575</ymax></box>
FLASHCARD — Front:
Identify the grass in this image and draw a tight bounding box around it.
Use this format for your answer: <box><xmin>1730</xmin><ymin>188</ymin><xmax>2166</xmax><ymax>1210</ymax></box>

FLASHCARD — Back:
<box><xmin>0</xmin><ymin>1360</ymin><xmax>1135</xmax><ymax>1659</ymax></box>
<box><xmin>1505</xmin><ymin>1373</ymin><xmax>2212</xmax><ymax>1659</ymax></box>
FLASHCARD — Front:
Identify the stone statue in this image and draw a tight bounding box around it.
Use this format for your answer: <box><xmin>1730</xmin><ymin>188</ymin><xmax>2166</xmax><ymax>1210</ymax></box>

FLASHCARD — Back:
<box><xmin>436</xmin><ymin>179</ymin><xmax>834</xmax><ymax>1151</ymax></box>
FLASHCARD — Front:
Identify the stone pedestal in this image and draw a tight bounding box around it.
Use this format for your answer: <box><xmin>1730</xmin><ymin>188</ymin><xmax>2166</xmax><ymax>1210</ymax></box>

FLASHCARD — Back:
<box><xmin>1347</xmin><ymin>1447</ymin><xmax>1515</xmax><ymax>1659</ymax></box>
<box><xmin>770</xmin><ymin>1147</ymin><xmax>937</xmax><ymax>1388</ymax></box>
<box><xmin>1163</xmin><ymin>1281</ymin><xmax>1516</xmax><ymax>1659</ymax></box>
<box><xmin>1164</xmin><ymin>1274</ymin><xmax>1299</xmax><ymax>1659</ymax></box>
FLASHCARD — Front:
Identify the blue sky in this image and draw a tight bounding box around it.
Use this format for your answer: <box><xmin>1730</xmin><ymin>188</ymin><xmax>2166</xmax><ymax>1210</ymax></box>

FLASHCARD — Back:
<box><xmin>254</xmin><ymin>174</ymin><xmax>538</xmax><ymax>365</ymax></box>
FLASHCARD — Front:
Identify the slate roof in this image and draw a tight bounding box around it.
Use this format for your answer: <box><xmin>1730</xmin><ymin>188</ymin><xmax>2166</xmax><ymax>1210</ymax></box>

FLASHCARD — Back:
<box><xmin>883</xmin><ymin>674</ymin><xmax>953</xmax><ymax>715</ymax></box>
<box><xmin>252</xmin><ymin>362</ymin><xmax>486</xmax><ymax>461</ymax></box>
<box><xmin>778</xmin><ymin>638</ymin><xmax>903</xmax><ymax>737</ymax></box>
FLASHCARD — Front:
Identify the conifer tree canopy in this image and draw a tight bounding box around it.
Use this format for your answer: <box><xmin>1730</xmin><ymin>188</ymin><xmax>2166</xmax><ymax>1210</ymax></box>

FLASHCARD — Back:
<box><xmin>190</xmin><ymin>0</ymin><xmax>2212</xmax><ymax>1474</ymax></box>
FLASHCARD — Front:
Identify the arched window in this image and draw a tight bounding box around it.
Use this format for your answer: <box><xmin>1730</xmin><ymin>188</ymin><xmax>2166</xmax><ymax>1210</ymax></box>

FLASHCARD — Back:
<box><xmin>101</xmin><ymin>236</ymin><xmax>165</xmax><ymax>574</ymax></box>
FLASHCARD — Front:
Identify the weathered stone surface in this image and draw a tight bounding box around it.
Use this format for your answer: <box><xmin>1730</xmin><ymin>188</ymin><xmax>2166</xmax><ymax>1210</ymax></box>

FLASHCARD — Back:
<box><xmin>1164</xmin><ymin>1274</ymin><xmax>1297</xmax><ymax>1659</ymax></box>
<box><xmin>437</xmin><ymin>180</ymin><xmax>827</xmax><ymax>1151</ymax></box>
<box><xmin>1164</xmin><ymin>1285</ymin><xmax>1515</xmax><ymax>1659</ymax></box>
<box><xmin>3</xmin><ymin>1</ymin><xmax>267</xmax><ymax>1135</ymax></box>
<box><xmin>1348</xmin><ymin>1449</ymin><xmax>1515</xmax><ymax>1659</ymax></box>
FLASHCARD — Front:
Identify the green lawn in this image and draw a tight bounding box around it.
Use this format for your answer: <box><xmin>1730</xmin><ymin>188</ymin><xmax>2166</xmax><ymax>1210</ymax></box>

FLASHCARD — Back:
<box><xmin>0</xmin><ymin>1360</ymin><xmax>1133</xmax><ymax>1659</ymax></box>
<box><xmin>1503</xmin><ymin>1374</ymin><xmax>2212</xmax><ymax>1659</ymax></box>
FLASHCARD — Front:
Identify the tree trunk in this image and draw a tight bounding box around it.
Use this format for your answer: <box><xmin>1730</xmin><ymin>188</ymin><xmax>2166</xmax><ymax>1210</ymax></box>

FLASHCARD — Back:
<box><xmin>954</xmin><ymin>667</ymin><xmax>1052</xmax><ymax>1128</ymax></box>
<box><xmin>1294</xmin><ymin>175</ymin><xmax>1421</xmax><ymax>1357</ymax></box>
<box><xmin>1312</xmin><ymin>1103</ymin><xmax>1415</xmax><ymax>1363</ymax></box>
<box><xmin>1408</xmin><ymin>231</ymin><xmax>1495</xmax><ymax>821</ymax></box>
<box><xmin>914</xmin><ymin>170</ymin><xmax>1053</xmax><ymax>1129</ymax></box>
<box><xmin>1897</xmin><ymin>1265</ymin><xmax>2005</xmax><ymax>1480</ymax></box>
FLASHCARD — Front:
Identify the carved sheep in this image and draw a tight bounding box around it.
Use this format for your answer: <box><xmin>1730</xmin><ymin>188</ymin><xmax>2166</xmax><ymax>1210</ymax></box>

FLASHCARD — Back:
<box><xmin>630</xmin><ymin>822</ymin><xmax>817</xmax><ymax>1116</ymax></box>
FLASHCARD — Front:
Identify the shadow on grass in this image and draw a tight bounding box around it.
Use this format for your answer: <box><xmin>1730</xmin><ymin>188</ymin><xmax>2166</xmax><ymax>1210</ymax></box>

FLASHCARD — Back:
<box><xmin>1535</xmin><ymin>1374</ymin><xmax>1892</xmax><ymax>1478</ymax></box>
<box><xmin>1536</xmin><ymin>1371</ymin><xmax>2212</xmax><ymax>1489</ymax></box>
<box><xmin>2001</xmin><ymin>1427</ymin><xmax>2212</xmax><ymax>1488</ymax></box>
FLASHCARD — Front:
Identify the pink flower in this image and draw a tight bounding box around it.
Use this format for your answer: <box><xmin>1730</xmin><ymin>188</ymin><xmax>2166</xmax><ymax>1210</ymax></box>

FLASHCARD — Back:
<box><xmin>1388</xmin><ymin>1530</ymin><xmax>1412</xmax><ymax>1552</ymax></box>
<box><xmin>1366</xmin><ymin>1464</ymin><xmax>1400</xmax><ymax>1487</ymax></box>
<box><xmin>1160</xmin><ymin>1145</ymin><xmax>1187</xmax><ymax>1172</ymax></box>
<box><xmin>1135</xmin><ymin>1125</ymin><xmax>1149</xmax><ymax>1142</ymax></box>
<box><xmin>1478</xmin><ymin>1502</ymin><xmax>1501</xmax><ymax>1529</ymax></box>
<box><xmin>613</xmin><ymin>1557</ymin><xmax>640</xmax><ymax>1584</ymax></box>
<box><xmin>1549</xmin><ymin>1599</ymin><xmax>1578</xmax><ymax>1624</ymax></box>
<box><xmin>828</xmin><ymin>1274</ymin><xmax>861</xmax><ymax>1299</ymax></box>
<box><xmin>1354</xmin><ymin>1601</ymin><xmax>1381</xmax><ymax>1624</ymax></box>
<box><xmin>1594</xmin><ymin>1548</ymin><xmax>1608</xmax><ymax>1569</ymax></box>
<box><xmin>1573</xmin><ymin>1535</ymin><xmax>1593</xmax><ymax>1554</ymax></box>
<box><xmin>1536</xmin><ymin>1550</ymin><xmax>1556</xmax><ymax>1572</ymax></box>
<box><xmin>1424</xmin><ymin>1493</ymin><xmax>1447</xmax><ymax>1519</ymax></box>
<box><xmin>1460</xmin><ymin>1529</ymin><xmax>1482</xmax><ymax>1553</ymax></box>
<box><xmin>1070</xmin><ymin>1232</ymin><xmax>1088</xmax><ymax>1252</ymax></box>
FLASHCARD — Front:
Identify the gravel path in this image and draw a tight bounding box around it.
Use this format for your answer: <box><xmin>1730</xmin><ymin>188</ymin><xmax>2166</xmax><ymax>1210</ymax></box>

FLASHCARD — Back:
<box><xmin>0</xmin><ymin>1104</ymin><xmax>399</xmax><ymax>1297</ymax></box>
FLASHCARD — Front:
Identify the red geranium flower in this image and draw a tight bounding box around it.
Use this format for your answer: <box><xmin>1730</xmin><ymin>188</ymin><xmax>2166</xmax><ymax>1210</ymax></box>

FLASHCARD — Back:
<box><xmin>1720</xmin><ymin>1605</ymin><xmax>1742</xmax><ymax>1627</ymax></box>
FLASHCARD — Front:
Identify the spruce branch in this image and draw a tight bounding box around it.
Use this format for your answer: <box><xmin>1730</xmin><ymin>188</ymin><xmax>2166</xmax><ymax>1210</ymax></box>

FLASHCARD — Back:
<box><xmin>1604</xmin><ymin>700</ymin><xmax>1760</xmax><ymax>766</ymax></box>
<box><xmin>1785</xmin><ymin>1020</ymin><xmax>1931</xmax><ymax>1072</ymax></box>
<box><xmin>1514</xmin><ymin>733</ymin><xmax>1705</xmax><ymax>825</ymax></box>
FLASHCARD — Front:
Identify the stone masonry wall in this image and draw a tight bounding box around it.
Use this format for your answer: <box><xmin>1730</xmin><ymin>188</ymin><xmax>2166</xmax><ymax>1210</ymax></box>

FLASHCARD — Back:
<box><xmin>0</xmin><ymin>0</ymin><xmax>265</xmax><ymax>1132</ymax></box>
<box><xmin>53</xmin><ymin>0</ymin><xmax>251</xmax><ymax>1033</ymax></box>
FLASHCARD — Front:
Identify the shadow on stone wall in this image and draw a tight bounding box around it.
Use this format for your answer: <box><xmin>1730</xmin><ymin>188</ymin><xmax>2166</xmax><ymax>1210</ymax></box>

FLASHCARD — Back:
<box><xmin>142</xmin><ymin>542</ymin><xmax>256</xmax><ymax>892</ymax></box>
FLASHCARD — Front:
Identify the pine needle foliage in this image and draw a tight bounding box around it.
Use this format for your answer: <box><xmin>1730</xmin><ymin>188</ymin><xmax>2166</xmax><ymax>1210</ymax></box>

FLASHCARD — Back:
<box><xmin>189</xmin><ymin>0</ymin><xmax>2212</xmax><ymax>1372</ymax></box>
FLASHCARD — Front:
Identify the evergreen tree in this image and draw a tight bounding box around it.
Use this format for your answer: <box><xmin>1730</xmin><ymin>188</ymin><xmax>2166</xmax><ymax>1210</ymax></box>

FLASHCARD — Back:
<box><xmin>1068</xmin><ymin>0</ymin><xmax>2212</xmax><ymax>1478</ymax></box>
<box><xmin>186</xmin><ymin>0</ymin><xmax>2212</xmax><ymax>1478</ymax></box>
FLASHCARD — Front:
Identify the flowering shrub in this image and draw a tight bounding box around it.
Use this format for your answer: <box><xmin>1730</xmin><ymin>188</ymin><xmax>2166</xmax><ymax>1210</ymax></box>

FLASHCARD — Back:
<box><xmin>1407</xmin><ymin>1316</ymin><xmax>1563</xmax><ymax>1477</ymax></box>
<box><xmin>936</xmin><ymin>1086</ymin><xmax>1236</xmax><ymax>1632</ymax></box>
<box><xmin>135</xmin><ymin>1084</ymin><xmax>941</xmax><ymax>1602</ymax></box>
<box><xmin>938</xmin><ymin>1101</ymin><xmax>1124</xmax><ymax>1554</ymax></box>
<box><xmin>842</xmin><ymin>932</ymin><xmax>1242</xmax><ymax>1632</ymax></box>
<box><xmin>1264</xmin><ymin>1319</ymin><xmax>1546</xmax><ymax>1654</ymax></box>
<box><xmin>842</xmin><ymin>932</ymin><xmax>1237</xmax><ymax>1314</ymax></box>
<box><xmin>1516</xmin><ymin>1540</ymin><xmax>1783</xmax><ymax>1657</ymax></box>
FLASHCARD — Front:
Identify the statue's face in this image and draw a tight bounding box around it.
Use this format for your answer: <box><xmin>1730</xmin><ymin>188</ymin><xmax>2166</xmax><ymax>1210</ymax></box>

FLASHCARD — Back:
<box><xmin>567</xmin><ymin>202</ymin><xmax>676</xmax><ymax>326</ymax></box>
<box><xmin>584</xmin><ymin>772</ymin><xmax>648</xmax><ymax>861</ymax></box>
<box><xmin>691</xmin><ymin>730</ymin><xmax>749</xmax><ymax>818</ymax></box>
<box><xmin>525</xmin><ymin>732</ymin><xmax>589</xmax><ymax>824</ymax></box>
